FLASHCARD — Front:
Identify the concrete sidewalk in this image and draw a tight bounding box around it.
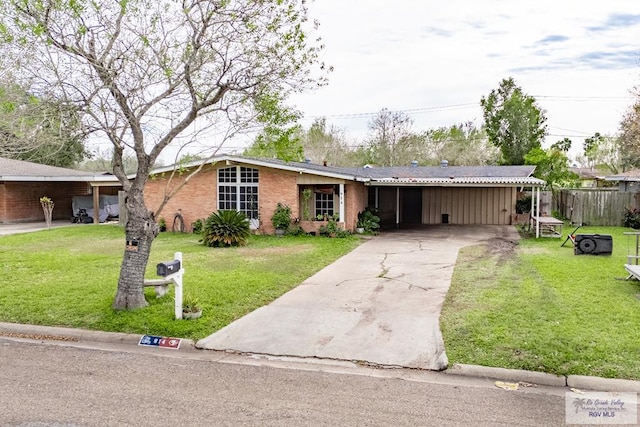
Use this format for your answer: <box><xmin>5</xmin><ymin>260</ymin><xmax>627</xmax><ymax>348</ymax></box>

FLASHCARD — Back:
<box><xmin>197</xmin><ymin>225</ymin><xmax>520</xmax><ymax>370</ymax></box>
<box><xmin>0</xmin><ymin>220</ymin><xmax>72</xmax><ymax>236</ymax></box>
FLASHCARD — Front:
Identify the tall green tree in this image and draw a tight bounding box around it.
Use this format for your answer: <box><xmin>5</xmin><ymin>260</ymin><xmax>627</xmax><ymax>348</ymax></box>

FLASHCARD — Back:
<box><xmin>481</xmin><ymin>77</ymin><xmax>548</xmax><ymax>165</ymax></box>
<box><xmin>243</xmin><ymin>94</ymin><xmax>304</xmax><ymax>162</ymax></box>
<box><xmin>525</xmin><ymin>147</ymin><xmax>578</xmax><ymax>202</ymax></box>
<box><xmin>0</xmin><ymin>0</ymin><xmax>326</xmax><ymax>309</ymax></box>
<box><xmin>551</xmin><ymin>137</ymin><xmax>572</xmax><ymax>152</ymax></box>
<box><xmin>0</xmin><ymin>82</ymin><xmax>87</xmax><ymax>167</ymax></box>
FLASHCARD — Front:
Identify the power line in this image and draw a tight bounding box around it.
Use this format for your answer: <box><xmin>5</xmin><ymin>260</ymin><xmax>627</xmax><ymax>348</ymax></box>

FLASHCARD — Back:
<box><xmin>299</xmin><ymin>95</ymin><xmax>633</xmax><ymax>121</ymax></box>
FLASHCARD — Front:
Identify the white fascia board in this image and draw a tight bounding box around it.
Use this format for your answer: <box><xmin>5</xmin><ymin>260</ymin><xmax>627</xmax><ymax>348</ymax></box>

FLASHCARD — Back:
<box><xmin>0</xmin><ymin>175</ymin><xmax>119</xmax><ymax>182</ymax></box>
<box><xmin>147</xmin><ymin>155</ymin><xmax>363</xmax><ymax>182</ymax></box>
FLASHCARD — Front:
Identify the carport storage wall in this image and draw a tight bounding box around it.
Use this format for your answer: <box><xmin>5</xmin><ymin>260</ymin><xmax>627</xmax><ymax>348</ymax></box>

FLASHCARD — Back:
<box><xmin>0</xmin><ymin>181</ymin><xmax>91</xmax><ymax>222</ymax></box>
<box><xmin>421</xmin><ymin>187</ymin><xmax>515</xmax><ymax>225</ymax></box>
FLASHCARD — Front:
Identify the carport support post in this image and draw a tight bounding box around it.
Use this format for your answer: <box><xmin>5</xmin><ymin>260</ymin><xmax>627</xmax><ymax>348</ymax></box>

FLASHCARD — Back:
<box><xmin>338</xmin><ymin>183</ymin><xmax>345</xmax><ymax>223</ymax></box>
<box><xmin>92</xmin><ymin>187</ymin><xmax>100</xmax><ymax>224</ymax></box>
<box><xmin>396</xmin><ymin>187</ymin><xmax>400</xmax><ymax>229</ymax></box>
<box><xmin>533</xmin><ymin>187</ymin><xmax>540</xmax><ymax>239</ymax></box>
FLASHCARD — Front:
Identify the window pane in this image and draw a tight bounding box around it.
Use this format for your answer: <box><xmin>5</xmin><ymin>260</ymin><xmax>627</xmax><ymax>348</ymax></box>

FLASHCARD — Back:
<box><xmin>239</xmin><ymin>186</ymin><xmax>259</xmax><ymax>219</ymax></box>
<box><xmin>315</xmin><ymin>193</ymin><xmax>334</xmax><ymax>217</ymax></box>
<box><xmin>240</xmin><ymin>167</ymin><xmax>259</xmax><ymax>183</ymax></box>
<box><xmin>218</xmin><ymin>185</ymin><xmax>237</xmax><ymax>210</ymax></box>
<box><xmin>218</xmin><ymin>167</ymin><xmax>237</xmax><ymax>183</ymax></box>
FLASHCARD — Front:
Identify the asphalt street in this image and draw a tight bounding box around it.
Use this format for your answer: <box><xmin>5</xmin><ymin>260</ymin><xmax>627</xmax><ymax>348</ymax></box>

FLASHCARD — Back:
<box><xmin>0</xmin><ymin>339</ymin><xmax>569</xmax><ymax>426</ymax></box>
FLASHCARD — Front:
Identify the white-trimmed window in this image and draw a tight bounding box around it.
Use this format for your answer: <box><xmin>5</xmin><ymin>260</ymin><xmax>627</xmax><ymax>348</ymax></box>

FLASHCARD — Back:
<box><xmin>315</xmin><ymin>192</ymin><xmax>334</xmax><ymax>218</ymax></box>
<box><xmin>218</xmin><ymin>166</ymin><xmax>259</xmax><ymax>220</ymax></box>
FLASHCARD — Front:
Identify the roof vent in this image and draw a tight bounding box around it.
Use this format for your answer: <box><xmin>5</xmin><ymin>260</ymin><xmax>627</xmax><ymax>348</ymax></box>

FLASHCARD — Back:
<box><xmin>410</xmin><ymin>160</ymin><xmax>418</xmax><ymax>167</ymax></box>
<box><xmin>441</xmin><ymin>159</ymin><xmax>449</xmax><ymax>168</ymax></box>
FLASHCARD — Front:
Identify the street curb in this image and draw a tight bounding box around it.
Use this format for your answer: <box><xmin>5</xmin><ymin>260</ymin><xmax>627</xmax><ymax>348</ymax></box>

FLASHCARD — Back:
<box><xmin>0</xmin><ymin>322</ymin><xmax>196</xmax><ymax>350</ymax></box>
<box><xmin>445</xmin><ymin>363</ymin><xmax>566</xmax><ymax>387</ymax></box>
<box><xmin>3</xmin><ymin>322</ymin><xmax>640</xmax><ymax>393</ymax></box>
<box><xmin>446</xmin><ymin>364</ymin><xmax>640</xmax><ymax>392</ymax></box>
<box><xmin>567</xmin><ymin>375</ymin><xmax>640</xmax><ymax>393</ymax></box>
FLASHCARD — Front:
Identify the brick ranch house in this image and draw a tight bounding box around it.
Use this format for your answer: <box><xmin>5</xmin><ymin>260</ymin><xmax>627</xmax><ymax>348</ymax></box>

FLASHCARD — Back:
<box><xmin>144</xmin><ymin>156</ymin><xmax>545</xmax><ymax>234</ymax></box>
<box><xmin>0</xmin><ymin>157</ymin><xmax>121</xmax><ymax>223</ymax></box>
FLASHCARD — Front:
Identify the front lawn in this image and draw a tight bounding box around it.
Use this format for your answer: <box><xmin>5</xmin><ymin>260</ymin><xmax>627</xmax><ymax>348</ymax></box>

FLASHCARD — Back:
<box><xmin>441</xmin><ymin>226</ymin><xmax>640</xmax><ymax>380</ymax></box>
<box><xmin>0</xmin><ymin>225</ymin><xmax>360</xmax><ymax>340</ymax></box>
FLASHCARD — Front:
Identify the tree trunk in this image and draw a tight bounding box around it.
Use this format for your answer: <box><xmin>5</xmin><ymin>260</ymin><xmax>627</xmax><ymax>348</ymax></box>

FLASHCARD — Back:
<box><xmin>112</xmin><ymin>188</ymin><xmax>159</xmax><ymax>310</ymax></box>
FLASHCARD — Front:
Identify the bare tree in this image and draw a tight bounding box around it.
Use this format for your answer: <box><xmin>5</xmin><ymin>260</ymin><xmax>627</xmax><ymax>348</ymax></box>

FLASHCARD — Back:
<box><xmin>423</xmin><ymin>122</ymin><xmax>498</xmax><ymax>166</ymax></box>
<box><xmin>1</xmin><ymin>0</ymin><xmax>326</xmax><ymax>309</ymax></box>
<box><xmin>365</xmin><ymin>108</ymin><xmax>420</xmax><ymax>166</ymax></box>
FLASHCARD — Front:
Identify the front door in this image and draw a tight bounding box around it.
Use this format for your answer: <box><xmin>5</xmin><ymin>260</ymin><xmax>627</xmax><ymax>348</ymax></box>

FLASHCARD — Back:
<box><xmin>401</xmin><ymin>188</ymin><xmax>422</xmax><ymax>224</ymax></box>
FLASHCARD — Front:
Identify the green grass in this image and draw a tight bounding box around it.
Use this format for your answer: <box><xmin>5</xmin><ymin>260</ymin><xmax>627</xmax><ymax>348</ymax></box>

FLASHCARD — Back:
<box><xmin>441</xmin><ymin>225</ymin><xmax>640</xmax><ymax>380</ymax></box>
<box><xmin>0</xmin><ymin>225</ymin><xmax>360</xmax><ymax>341</ymax></box>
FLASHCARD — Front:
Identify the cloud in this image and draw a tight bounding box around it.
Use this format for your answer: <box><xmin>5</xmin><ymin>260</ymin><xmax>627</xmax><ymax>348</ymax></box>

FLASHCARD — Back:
<box><xmin>588</xmin><ymin>13</ymin><xmax>640</xmax><ymax>31</ymax></box>
<box><xmin>535</xmin><ymin>35</ymin><xmax>570</xmax><ymax>46</ymax></box>
<box><xmin>421</xmin><ymin>26</ymin><xmax>452</xmax><ymax>37</ymax></box>
<box><xmin>576</xmin><ymin>50</ymin><xmax>640</xmax><ymax>69</ymax></box>
<box><xmin>509</xmin><ymin>50</ymin><xmax>639</xmax><ymax>73</ymax></box>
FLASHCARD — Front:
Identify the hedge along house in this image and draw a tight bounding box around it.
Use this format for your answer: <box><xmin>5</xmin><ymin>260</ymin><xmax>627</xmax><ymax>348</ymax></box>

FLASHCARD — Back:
<box><xmin>0</xmin><ymin>157</ymin><xmax>121</xmax><ymax>223</ymax></box>
<box><xmin>143</xmin><ymin>155</ymin><xmax>545</xmax><ymax>234</ymax></box>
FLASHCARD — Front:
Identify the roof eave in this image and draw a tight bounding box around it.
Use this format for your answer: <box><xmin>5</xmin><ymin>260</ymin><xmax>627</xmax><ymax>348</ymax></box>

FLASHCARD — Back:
<box><xmin>149</xmin><ymin>155</ymin><xmax>363</xmax><ymax>182</ymax></box>
<box><xmin>0</xmin><ymin>175</ymin><xmax>120</xmax><ymax>182</ymax></box>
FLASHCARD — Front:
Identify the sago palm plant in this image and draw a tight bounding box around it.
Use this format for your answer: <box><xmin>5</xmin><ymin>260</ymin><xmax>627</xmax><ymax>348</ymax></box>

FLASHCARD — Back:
<box><xmin>202</xmin><ymin>210</ymin><xmax>251</xmax><ymax>247</ymax></box>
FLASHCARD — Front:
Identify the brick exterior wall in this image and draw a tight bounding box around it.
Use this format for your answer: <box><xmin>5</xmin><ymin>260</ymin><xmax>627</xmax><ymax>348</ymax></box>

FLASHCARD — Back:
<box><xmin>143</xmin><ymin>162</ymin><xmax>368</xmax><ymax>234</ymax></box>
<box><xmin>344</xmin><ymin>182</ymin><xmax>367</xmax><ymax>230</ymax></box>
<box><xmin>258</xmin><ymin>168</ymin><xmax>299</xmax><ymax>234</ymax></box>
<box><xmin>143</xmin><ymin>164</ymin><xmax>218</xmax><ymax>231</ymax></box>
<box><xmin>0</xmin><ymin>181</ymin><xmax>91</xmax><ymax>223</ymax></box>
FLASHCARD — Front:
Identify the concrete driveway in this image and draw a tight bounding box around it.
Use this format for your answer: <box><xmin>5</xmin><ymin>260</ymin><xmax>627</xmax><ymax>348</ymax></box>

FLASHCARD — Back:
<box><xmin>197</xmin><ymin>225</ymin><xmax>520</xmax><ymax>370</ymax></box>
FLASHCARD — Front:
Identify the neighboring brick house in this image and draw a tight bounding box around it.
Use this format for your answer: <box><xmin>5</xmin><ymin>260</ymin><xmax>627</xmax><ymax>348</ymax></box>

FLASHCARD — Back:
<box><xmin>144</xmin><ymin>156</ymin><xmax>545</xmax><ymax>233</ymax></box>
<box><xmin>0</xmin><ymin>157</ymin><xmax>120</xmax><ymax>223</ymax></box>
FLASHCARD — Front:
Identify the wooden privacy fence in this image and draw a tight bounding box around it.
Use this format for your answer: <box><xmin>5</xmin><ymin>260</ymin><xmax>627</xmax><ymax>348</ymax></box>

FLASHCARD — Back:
<box><xmin>555</xmin><ymin>188</ymin><xmax>637</xmax><ymax>226</ymax></box>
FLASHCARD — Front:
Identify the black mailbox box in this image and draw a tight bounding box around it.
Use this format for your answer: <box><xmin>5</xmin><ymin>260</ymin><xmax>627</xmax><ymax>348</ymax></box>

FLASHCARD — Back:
<box><xmin>157</xmin><ymin>260</ymin><xmax>181</xmax><ymax>277</ymax></box>
<box><xmin>574</xmin><ymin>234</ymin><xmax>613</xmax><ymax>255</ymax></box>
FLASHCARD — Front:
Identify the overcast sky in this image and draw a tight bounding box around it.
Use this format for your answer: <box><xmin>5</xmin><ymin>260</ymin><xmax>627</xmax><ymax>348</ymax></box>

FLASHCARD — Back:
<box><xmin>288</xmin><ymin>1</ymin><xmax>640</xmax><ymax>159</ymax></box>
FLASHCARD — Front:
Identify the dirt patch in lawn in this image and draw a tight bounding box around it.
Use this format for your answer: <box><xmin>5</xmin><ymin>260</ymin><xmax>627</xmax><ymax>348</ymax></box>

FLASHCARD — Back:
<box><xmin>485</xmin><ymin>237</ymin><xmax>518</xmax><ymax>261</ymax></box>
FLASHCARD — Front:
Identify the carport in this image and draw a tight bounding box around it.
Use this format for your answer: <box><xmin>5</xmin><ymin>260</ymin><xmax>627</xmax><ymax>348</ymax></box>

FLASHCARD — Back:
<box><xmin>362</xmin><ymin>164</ymin><xmax>545</xmax><ymax>229</ymax></box>
<box><xmin>0</xmin><ymin>157</ymin><xmax>121</xmax><ymax>223</ymax></box>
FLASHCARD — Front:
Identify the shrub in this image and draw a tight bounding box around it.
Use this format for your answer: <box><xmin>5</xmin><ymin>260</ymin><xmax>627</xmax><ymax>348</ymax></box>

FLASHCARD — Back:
<box><xmin>158</xmin><ymin>217</ymin><xmax>167</xmax><ymax>232</ymax></box>
<box><xmin>623</xmin><ymin>207</ymin><xmax>640</xmax><ymax>229</ymax></box>
<box><xmin>515</xmin><ymin>196</ymin><xmax>532</xmax><ymax>214</ymax></box>
<box><xmin>319</xmin><ymin>214</ymin><xmax>350</xmax><ymax>238</ymax></box>
<box><xmin>356</xmin><ymin>208</ymin><xmax>380</xmax><ymax>233</ymax></box>
<box><xmin>202</xmin><ymin>210</ymin><xmax>250</xmax><ymax>247</ymax></box>
<box><xmin>191</xmin><ymin>219</ymin><xmax>204</xmax><ymax>234</ymax></box>
<box><xmin>271</xmin><ymin>203</ymin><xmax>292</xmax><ymax>231</ymax></box>
<box><xmin>286</xmin><ymin>224</ymin><xmax>306</xmax><ymax>236</ymax></box>
<box><xmin>551</xmin><ymin>209</ymin><xmax>567</xmax><ymax>221</ymax></box>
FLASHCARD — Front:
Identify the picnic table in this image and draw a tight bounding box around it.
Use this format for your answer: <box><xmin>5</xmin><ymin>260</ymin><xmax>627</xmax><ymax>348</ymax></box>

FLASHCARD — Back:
<box><xmin>532</xmin><ymin>216</ymin><xmax>563</xmax><ymax>238</ymax></box>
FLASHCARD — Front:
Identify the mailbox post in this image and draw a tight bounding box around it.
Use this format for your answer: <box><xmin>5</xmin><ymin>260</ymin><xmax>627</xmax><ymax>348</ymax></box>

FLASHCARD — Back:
<box><xmin>146</xmin><ymin>252</ymin><xmax>184</xmax><ymax>320</ymax></box>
